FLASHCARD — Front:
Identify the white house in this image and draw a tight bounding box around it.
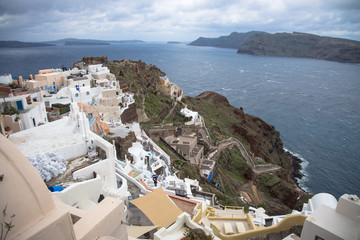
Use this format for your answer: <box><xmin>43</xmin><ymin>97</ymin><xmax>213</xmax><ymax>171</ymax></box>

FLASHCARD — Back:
<box><xmin>300</xmin><ymin>194</ymin><xmax>360</xmax><ymax>240</ymax></box>
<box><xmin>0</xmin><ymin>92</ymin><xmax>48</xmax><ymax>132</ymax></box>
<box><xmin>9</xmin><ymin>102</ymin><xmax>129</xmax><ymax>206</ymax></box>
<box><xmin>88</xmin><ymin>64</ymin><xmax>112</xmax><ymax>80</ymax></box>
<box><xmin>0</xmin><ymin>74</ymin><xmax>12</xmax><ymax>84</ymax></box>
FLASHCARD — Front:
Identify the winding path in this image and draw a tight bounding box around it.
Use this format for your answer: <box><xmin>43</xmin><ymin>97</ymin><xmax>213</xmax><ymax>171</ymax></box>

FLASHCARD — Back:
<box><xmin>162</xmin><ymin>101</ymin><xmax>177</xmax><ymax>123</ymax></box>
<box><xmin>215</xmin><ymin>137</ymin><xmax>281</xmax><ymax>174</ymax></box>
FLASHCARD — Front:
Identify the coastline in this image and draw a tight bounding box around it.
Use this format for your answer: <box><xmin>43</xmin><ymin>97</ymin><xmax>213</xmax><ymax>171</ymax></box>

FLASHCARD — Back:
<box><xmin>285</xmin><ymin>148</ymin><xmax>310</xmax><ymax>193</ymax></box>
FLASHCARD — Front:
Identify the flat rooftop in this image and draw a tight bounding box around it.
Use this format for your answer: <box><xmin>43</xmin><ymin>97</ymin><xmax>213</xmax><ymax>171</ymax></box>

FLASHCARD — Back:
<box><xmin>167</xmin><ymin>135</ymin><xmax>196</xmax><ymax>145</ymax></box>
<box><xmin>9</xmin><ymin>117</ymin><xmax>84</xmax><ymax>156</ymax></box>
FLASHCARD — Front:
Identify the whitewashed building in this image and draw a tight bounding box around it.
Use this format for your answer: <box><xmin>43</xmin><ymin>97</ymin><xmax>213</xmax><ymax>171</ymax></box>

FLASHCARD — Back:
<box><xmin>0</xmin><ymin>74</ymin><xmax>12</xmax><ymax>84</ymax></box>
<box><xmin>301</xmin><ymin>194</ymin><xmax>360</xmax><ymax>240</ymax></box>
<box><xmin>0</xmin><ymin>92</ymin><xmax>48</xmax><ymax>133</ymax></box>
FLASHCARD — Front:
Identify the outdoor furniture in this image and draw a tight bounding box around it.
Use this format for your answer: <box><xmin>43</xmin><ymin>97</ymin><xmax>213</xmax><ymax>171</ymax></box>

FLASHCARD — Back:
<box><xmin>223</xmin><ymin>222</ymin><xmax>235</xmax><ymax>235</ymax></box>
<box><xmin>235</xmin><ymin>222</ymin><xmax>246</xmax><ymax>233</ymax></box>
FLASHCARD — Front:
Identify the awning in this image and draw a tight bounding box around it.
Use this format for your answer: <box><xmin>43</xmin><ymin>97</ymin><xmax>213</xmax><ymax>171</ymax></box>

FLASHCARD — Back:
<box><xmin>127</xmin><ymin>225</ymin><xmax>158</xmax><ymax>238</ymax></box>
<box><xmin>130</xmin><ymin>187</ymin><xmax>183</xmax><ymax>228</ymax></box>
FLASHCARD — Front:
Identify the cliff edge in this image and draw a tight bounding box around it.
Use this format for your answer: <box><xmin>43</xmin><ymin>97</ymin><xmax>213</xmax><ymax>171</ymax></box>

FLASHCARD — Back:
<box><xmin>189</xmin><ymin>31</ymin><xmax>360</xmax><ymax>63</ymax></box>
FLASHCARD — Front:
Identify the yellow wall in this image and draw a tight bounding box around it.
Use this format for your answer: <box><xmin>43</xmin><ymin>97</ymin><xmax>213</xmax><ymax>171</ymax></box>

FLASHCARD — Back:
<box><xmin>192</xmin><ymin>203</ymin><xmax>203</xmax><ymax>223</ymax></box>
<box><xmin>210</xmin><ymin>214</ymin><xmax>307</xmax><ymax>240</ymax></box>
<box><xmin>27</xmin><ymin>72</ymin><xmax>66</xmax><ymax>91</ymax></box>
<box><xmin>2</xmin><ymin>115</ymin><xmax>21</xmax><ymax>133</ymax></box>
<box><xmin>159</xmin><ymin>78</ymin><xmax>171</xmax><ymax>94</ymax></box>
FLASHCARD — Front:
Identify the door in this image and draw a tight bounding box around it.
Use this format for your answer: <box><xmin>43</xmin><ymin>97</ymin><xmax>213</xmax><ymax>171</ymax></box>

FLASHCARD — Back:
<box><xmin>16</xmin><ymin>100</ymin><xmax>23</xmax><ymax>110</ymax></box>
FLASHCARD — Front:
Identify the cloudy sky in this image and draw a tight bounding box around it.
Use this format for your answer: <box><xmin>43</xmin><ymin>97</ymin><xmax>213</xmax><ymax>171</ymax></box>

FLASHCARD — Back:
<box><xmin>1</xmin><ymin>0</ymin><xmax>359</xmax><ymax>42</ymax></box>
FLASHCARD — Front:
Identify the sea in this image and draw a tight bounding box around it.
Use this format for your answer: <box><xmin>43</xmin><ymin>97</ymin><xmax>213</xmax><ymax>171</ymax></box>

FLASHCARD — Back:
<box><xmin>1</xmin><ymin>43</ymin><xmax>359</xmax><ymax>199</ymax></box>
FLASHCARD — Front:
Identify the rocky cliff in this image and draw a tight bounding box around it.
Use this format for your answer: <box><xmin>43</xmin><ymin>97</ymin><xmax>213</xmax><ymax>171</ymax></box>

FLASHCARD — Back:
<box><xmin>189</xmin><ymin>31</ymin><xmax>261</xmax><ymax>49</ymax></box>
<box><xmin>185</xmin><ymin>91</ymin><xmax>309</xmax><ymax>214</ymax></box>
<box><xmin>189</xmin><ymin>31</ymin><xmax>360</xmax><ymax>63</ymax></box>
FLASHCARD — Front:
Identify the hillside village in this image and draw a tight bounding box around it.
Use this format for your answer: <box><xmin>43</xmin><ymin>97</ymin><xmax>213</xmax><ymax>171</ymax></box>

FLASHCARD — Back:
<box><xmin>1</xmin><ymin>58</ymin><xmax>359</xmax><ymax>240</ymax></box>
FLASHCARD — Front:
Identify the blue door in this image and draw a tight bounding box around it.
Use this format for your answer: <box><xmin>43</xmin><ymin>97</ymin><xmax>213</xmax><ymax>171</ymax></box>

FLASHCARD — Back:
<box><xmin>16</xmin><ymin>100</ymin><xmax>23</xmax><ymax>110</ymax></box>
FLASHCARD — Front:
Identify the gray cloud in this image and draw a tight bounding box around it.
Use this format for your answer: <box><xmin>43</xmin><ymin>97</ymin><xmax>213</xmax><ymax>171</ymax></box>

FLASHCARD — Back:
<box><xmin>0</xmin><ymin>0</ymin><xmax>359</xmax><ymax>41</ymax></box>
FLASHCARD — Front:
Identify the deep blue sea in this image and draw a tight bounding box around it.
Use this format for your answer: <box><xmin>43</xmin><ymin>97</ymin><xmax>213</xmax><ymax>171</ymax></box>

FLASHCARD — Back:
<box><xmin>1</xmin><ymin>43</ymin><xmax>359</xmax><ymax>198</ymax></box>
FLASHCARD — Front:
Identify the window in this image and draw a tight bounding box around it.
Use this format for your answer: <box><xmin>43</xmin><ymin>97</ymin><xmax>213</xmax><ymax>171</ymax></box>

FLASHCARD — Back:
<box><xmin>86</xmin><ymin>91</ymin><xmax>89</xmax><ymax>95</ymax></box>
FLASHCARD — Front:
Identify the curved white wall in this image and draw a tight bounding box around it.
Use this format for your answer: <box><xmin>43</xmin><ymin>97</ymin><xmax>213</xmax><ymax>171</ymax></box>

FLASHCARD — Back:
<box><xmin>310</xmin><ymin>193</ymin><xmax>338</xmax><ymax>211</ymax></box>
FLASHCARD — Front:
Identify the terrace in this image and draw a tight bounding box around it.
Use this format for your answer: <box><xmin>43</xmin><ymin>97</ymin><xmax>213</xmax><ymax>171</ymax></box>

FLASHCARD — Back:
<box><xmin>194</xmin><ymin>206</ymin><xmax>256</xmax><ymax>236</ymax></box>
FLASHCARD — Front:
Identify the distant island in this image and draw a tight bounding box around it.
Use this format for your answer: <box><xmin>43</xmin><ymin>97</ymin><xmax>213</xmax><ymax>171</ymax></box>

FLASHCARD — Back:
<box><xmin>190</xmin><ymin>31</ymin><xmax>261</xmax><ymax>49</ymax></box>
<box><xmin>45</xmin><ymin>38</ymin><xmax>144</xmax><ymax>45</ymax></box>
<box><xmin>167</xmin><ymin>41</ymin><xmax>182</xmax><ymax>44</ymax></box>
<box><xmin>108</xmin><ymin>40</ymin><xmax>145</xmax><ymax>44</ymax></box>
<box><xmin>189</xmin><ymin>31</ymin><xmax>360</xmax><ymax>63</ymax></box>
<box><xmin>0</xmin><ymin>41</ymin><xmax>54</xmax><ymax>48</ymax></box>
<box><xmin>65</xmin><ymin>41</ymin><xmax>110</xmax><ymax>46</ymax></box>
<box><xmin>0</xmin><ymin>38</ymin><xmax>145</xmax><ymax>48</ymax></box>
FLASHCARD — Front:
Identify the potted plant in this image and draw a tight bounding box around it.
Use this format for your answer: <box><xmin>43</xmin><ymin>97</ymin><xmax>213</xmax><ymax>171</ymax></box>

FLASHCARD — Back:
<box><xmin>182</xmin><ymin>228</ymin><xmax>214</xmax><ymax>240</ymax></box>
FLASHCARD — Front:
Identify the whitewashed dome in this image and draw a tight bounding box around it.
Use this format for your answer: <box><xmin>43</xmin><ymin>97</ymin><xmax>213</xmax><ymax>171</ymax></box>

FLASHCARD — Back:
<box><xmin>310</xmin><ymin>192</ymin><xmax>338</xmax><ymax>211</ymax></box>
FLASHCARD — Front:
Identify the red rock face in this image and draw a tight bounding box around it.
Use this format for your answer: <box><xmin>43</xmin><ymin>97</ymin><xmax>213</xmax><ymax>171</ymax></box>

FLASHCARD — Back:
<box><xmin>195</xmin><ymin>91</ymin><xmax>230</xmax><ymax>107</ymax></box>
<box><xmin>78</xmin><ymin>55</ymin><xmax>108</xmax><ymax>66</ymax></box>
<box><xmin>121</xmin><ymin>103</ymin><xmax>138</xmax><ymax>123</ymax></box>
<box><xmin>106</xmin><ymin>131</ymin><xmax>136</xmax><ymax>160</ymax></box>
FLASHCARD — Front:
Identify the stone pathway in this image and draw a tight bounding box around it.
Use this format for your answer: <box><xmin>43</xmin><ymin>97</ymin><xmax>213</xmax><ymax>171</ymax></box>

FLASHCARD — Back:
<box><xmin>216</xmin><ymin>137</ymin><xmax>281</xmax><ymax>175</ymax></box>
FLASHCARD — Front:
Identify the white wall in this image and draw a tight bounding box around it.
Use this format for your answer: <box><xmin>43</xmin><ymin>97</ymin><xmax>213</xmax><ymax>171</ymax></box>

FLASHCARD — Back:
<box><xmin>88</xmin><ymin>64</ymin><xmax>110</xmax><ymax>75</ymax></box>
<box><xmin>71</xmin><ymin>86</ymin><xmax>93</xmax><ymax>104</ymax></box>
<box><xmin>0</xmin><ymin>74</ymin><xmax>12</xmax><ymax>84</ymax></box>
<box><xmin>115</xmin><ymin>161</ymin><xmax>151</xmax><ymax>195</ymax></box>
<box><xmin>90</xmin><ymin>131</ymin><xmax>117</xmax><ymax>191</ymax></box>
<box><xmin>53</xmin><ymin>177</ymin><xmax>102</xmax><ymax>211</ymax></box>
<box><xmin>57</xmin><ymin>142</ymin><xmax>87</xmax><ymax>161</ymax></box>
<box><xmin>143</xmin><ymin>130</ymin><xmax>171</xmax><ymax>165</ymax></box>
<box><xmin>301</xmin><ymin>220</ymin><xmax>342</xmax><ymax>240</ymax></box>
<box><xmin>154</xmin><ymin>212</ymin><xmax>219</xmax><ymax>240</ymax></box>
<box><xmin>73</xmin><ymin>159</ymin><xmax>111</xmax><ymax>181</ymax></box>
<box><xmin>73</xmin><ymin>157</ymin><xmax>117</xmax><ymax>193</ymax></box>
<box><xmin>19</xmin><ymin>102</ymin><xmax>48</xmax><ymax>130</ymax></box>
